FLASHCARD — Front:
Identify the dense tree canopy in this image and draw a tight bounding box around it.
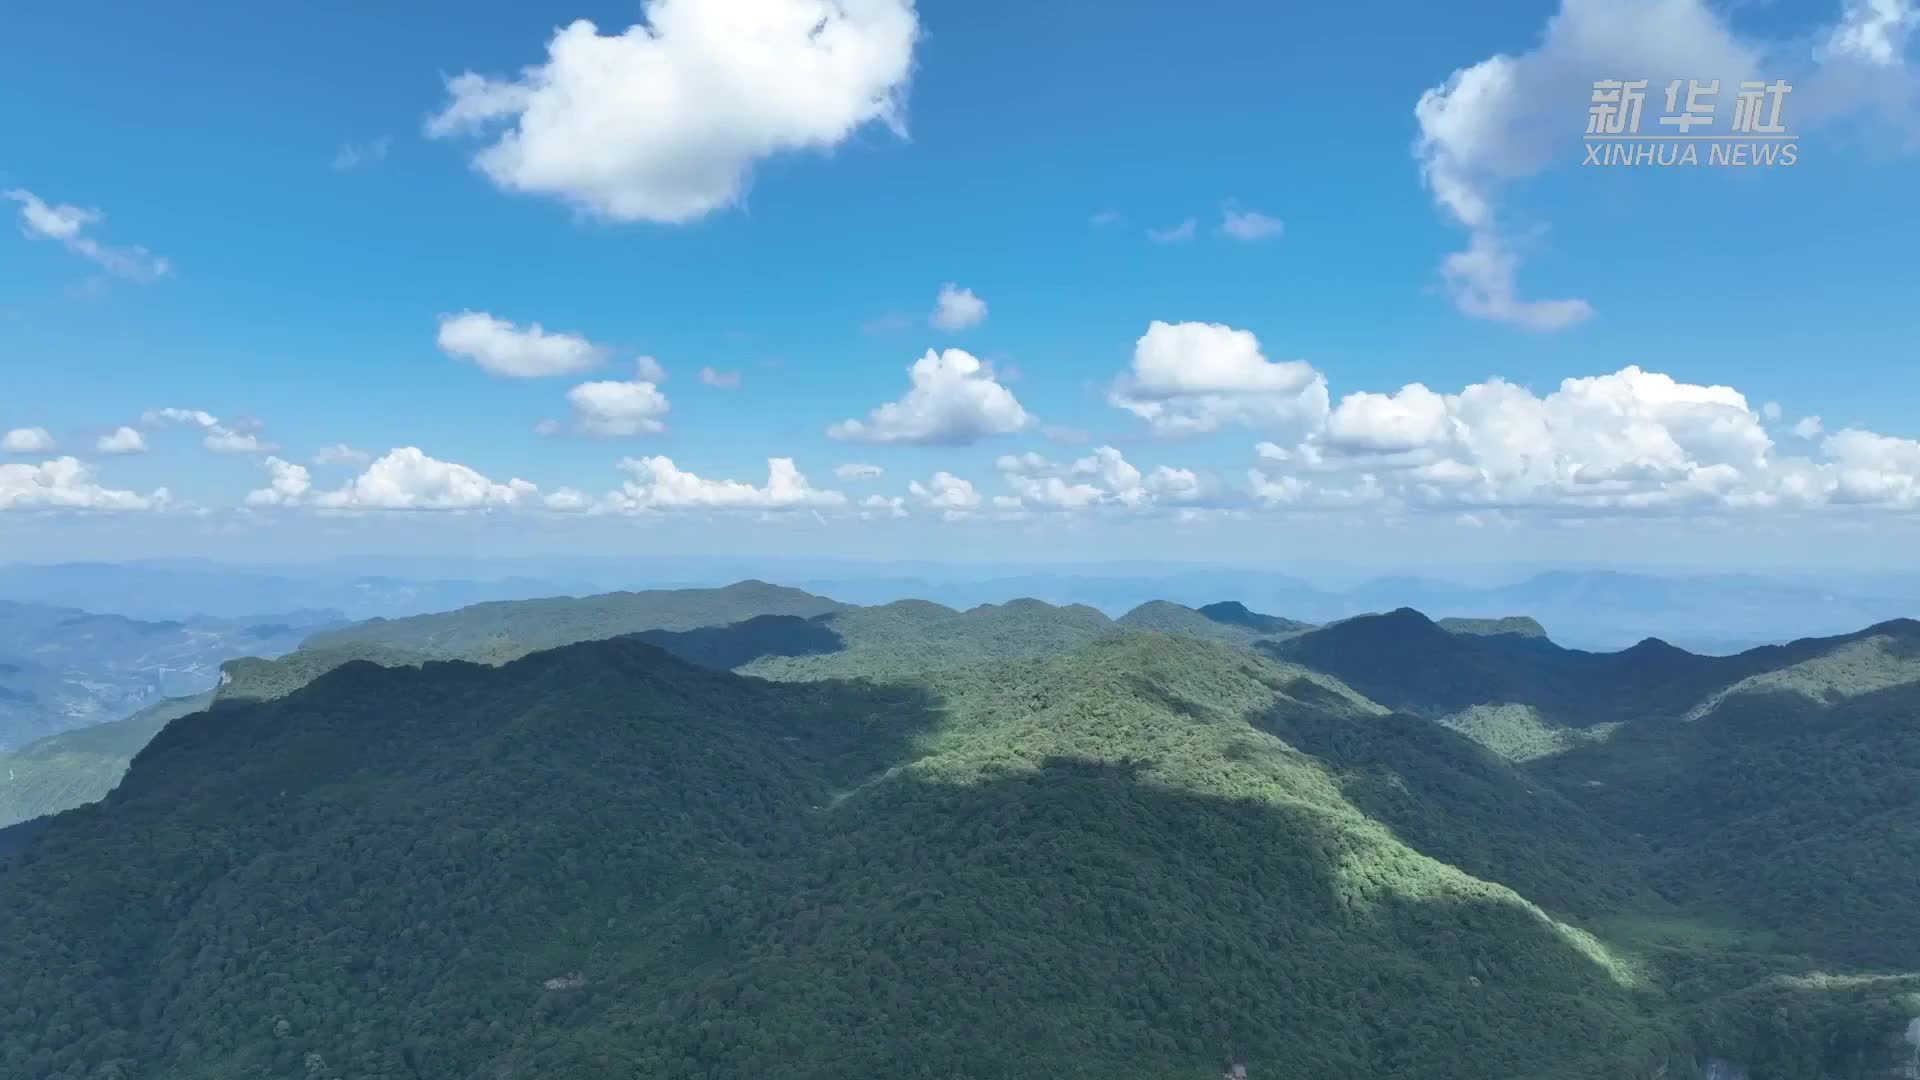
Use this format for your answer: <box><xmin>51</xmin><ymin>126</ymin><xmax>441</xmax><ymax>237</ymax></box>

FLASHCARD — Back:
<box><xmin>2</xmin><ymin>591</ymin><xmax>1917</xmax><ymax>1080</ymax></box>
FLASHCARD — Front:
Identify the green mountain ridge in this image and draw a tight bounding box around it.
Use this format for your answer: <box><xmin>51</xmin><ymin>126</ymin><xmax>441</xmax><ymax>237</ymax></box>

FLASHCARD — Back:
<box><xmin>3</xmin><ymin>616</ymin><xmax>1918</xmax><ymax>1079</ymax></box>
<box><xmin>7</xmin><ymin>584</ymin><xmax>1918</xmax><ymax>1079</ymax></box>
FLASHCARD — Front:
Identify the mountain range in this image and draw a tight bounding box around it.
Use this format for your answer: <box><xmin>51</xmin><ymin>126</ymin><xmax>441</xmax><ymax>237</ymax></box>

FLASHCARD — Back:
<box><xmin>8</xmin><ymin>558</ymin><xmax>1920</xmax><ymax>652</ymax></box>
<box><xmin>2</xmin><ymin>582</ymin><xmax>1917</xmax><ymax>1079</ymax></box>
<box><xmin>0</xmin><ymin>600</ymin><xmax>338</xmax><ymax>751</ymax></box>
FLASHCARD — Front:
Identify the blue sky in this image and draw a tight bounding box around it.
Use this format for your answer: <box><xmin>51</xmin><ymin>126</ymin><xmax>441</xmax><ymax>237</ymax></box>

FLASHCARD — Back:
<box><xmin>2</xmin><ymin>0</ymin><xmax>1918</xmax><ymax>570</ymax></box>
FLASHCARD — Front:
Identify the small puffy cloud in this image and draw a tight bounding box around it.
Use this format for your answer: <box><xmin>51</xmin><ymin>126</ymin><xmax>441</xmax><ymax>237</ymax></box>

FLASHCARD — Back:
<box><xmin>1109</xmin><ymin>320</ymin><xmax>1330</xmax><ymax>436</ymax></box>
<box><xmin>997</xmin><ymin>445</ymin><xmax>1207</xmax><ymax>511</ymax></box>
<box><xmin>1</xmin><ymin>457</ymin><xmax>166</xmax><ymax>511</ymax></box>
<box><xmin>698</xmin><ymin>366</ymin><xmax>742</xmax><ymax>388</ymax></box>
<box><xmin>859</xmin><ymin>493</ymin><xmax>908</xmax><ymax>518</ymax></box>
<box><xmin>542</xmin><ymin>487</ymin><xmax>595</xmax><ymax>513</ymax></box>
<box><xmin>835</xmin><ymin>462</ymin><xmax>883</xmax><ymax>480</ymax></box>
<box><xmin>908</xmin><ymin>471</ymin><xmax>981</xmax><ymax>517</ymax></box>
<box><xmin>4</xmin><ymin>189</ymin><xmax>170</xmax><ymax>282</ymax></box>
<box><xmin>829</xmin><ymin>348</ymin><xmax>1031</xmax><ymax>445</ymax></box>
<box><xmin>1761</xmin><ymin>401</ymin><xmax>1784</xmax><ymax>421</ymax></box>
<box><xmin>2</xmin><ymin>427</ymin><xmax>55</xmax><ymax>453</ymax></box>
<box><xmin>437</xmin><ymin>311</ymin><xmax>605</xmax><ymax>377</ymax></box>
<box><xmin>1792</xmin><ymin>415</ymin><xmax>1826</xmax><ymax>439</ymax></box>
<box><xmin>203</xmin><ymin>429</ymin><xmax>273</xmax><ymax>454</ymax></box>
<box><xmin>249</xmin><ymin>448</ymin><xmax>537</xmax><ymax>511</ymax></box>
<box><xmin>95</xmin><ymin>427</ymin><xmax>146</xmax><ymax>454</ymax></box>
<box><xmin>1147</xmin><ymin>218</ymin><xmax>1197</xmax><ymax>243</ymax></box>
<box><xmin>607</xmin><ymin>456</ymin><xmax>845</xmax><ymax>511</ymax></box>
<box><xmin>424</xmin><ymin>0</ymin><xmax>919</xmax><ymax>223</ymax></box>
<box><xmin>143</xmin><ymin>407</ymin><xmax>276</xmax><ymax>454</ymax></box>
<box><xmin>634</xmin><ymin>355</ymin><xmax>668</xmax><ymax>383</ymax></box>
<box><xmin>1220</xmin><ymin>201</ymin><xmax>1284</xmax><ymax>240</ymax></box>
<box><xmin>313</xmin><ymin>444</ymin><xmax>371</xmax><ymax>466</ymax></box>
<box><xmin>331</xmin><ymin>136</ymin><xmax>393</xmax><ymax>171</ymax></box>
<box><xmin>567</xmin><ymin>364</ymin><xmax>672</xmax><ymax>436</ymax></box>
<box><xmin>1438</xmin><ymin>233</ymin><xmax>1594</xmax><ymax>333</ymax></box>
<box><xmin>930</xmin><ymin>283</ymin><xmax>988</xmax><ymax>331</ymax></box>
<box><xmin>1090</xmin><ymin>210</ymin><xmax>1124</xmax><ymax>227</ymax></box>
<box><xmin>244</xmin><ymin>457</ymin><xmax>314</xmax><ymax>507</ymax></box>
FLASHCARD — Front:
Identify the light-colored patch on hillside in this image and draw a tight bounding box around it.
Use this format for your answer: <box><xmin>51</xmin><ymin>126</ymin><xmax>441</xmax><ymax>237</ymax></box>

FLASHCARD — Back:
<box><xmin>1685</xmin><ymin>635</ymin><xmax>1920</xmax><ymax>721</ymax></box>
<box><xmin>1439</xmin><ymin>703</ymin><xmax>1621</xmax><ymax>762</ymax></box>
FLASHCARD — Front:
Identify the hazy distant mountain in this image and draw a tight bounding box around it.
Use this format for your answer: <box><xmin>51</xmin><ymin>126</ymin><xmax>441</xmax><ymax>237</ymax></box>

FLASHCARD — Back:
<box><xmin>0</xmin><ymin>601</ymin><xmax>338</xmax><ymax>749</ymax></box>
<box><xmin>9</xmin><ymin>560</ymin><xmax>1914</xmax><ymax>651</ymax></box>
<box><xmin>0</xmin><ymin>562</ymin><xmax>590</xmax><ymax>622</ymax></box>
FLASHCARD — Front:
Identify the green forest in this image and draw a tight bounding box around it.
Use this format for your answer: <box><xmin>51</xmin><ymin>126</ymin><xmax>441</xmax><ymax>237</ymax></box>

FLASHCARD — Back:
<box><xmin>2</xmin><ymin>589</ymin><xmax>1917</xmax><ymax>1080</ymax></box>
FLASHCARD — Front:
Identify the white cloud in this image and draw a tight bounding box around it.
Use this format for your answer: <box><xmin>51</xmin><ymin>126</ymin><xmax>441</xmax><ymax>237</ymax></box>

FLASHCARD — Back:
<box><xmin>1413</xmin><ymin>0</ymin><xmax>1920</xmax><ymax>330</ymax></box>
<box><xmin>607</xmin><ymin>456</ymin><xmax>845</xmax><ymax>511</ymax></box>
<box><xmin>1243</xmin><ymin>364</ymin><xmax>1920</xmax><ymax>514</ymax></box>
<box><xmin>1761</xmin><ymin>401</ymin><xmax>1784</xmax><ymax>421</ymax></box>
<box><xmin>1437</xmin><ymin>232</ymin><xmax>1594</xmax><ymax>332</ymax></box>
<box><xmin>1821</xmin><ymin>427</ymin><xmax>1920</xmax><ymax>507</ymax></box>
<box><xmin>143</xmin><ymin>407</ymin><xmax>276</xmax><ymax>454</ymax></box>
<box><xmin>313</xmin><ymin>444</ymin><xmax>371</xmax><ymax>466</ymax></box>
<box><xmin>4</xmin><ymin>189</ymin><xmax>170</xmax><ymax>282</ymax></box>
<box><xmin>244</xmin><ymin>457</ymin><xmax>314</xmax><ymax>507</ymax></box>
<box><xmin>203</xmin><ymin>430</ymin><xmax>273</xmax><ymax>454</ymax></box>
<box><xmin>331</xmin><ymin>136</ymin><xmax>393</xmax><ymax>171</ymax></box>
<box><xmin>2</xmin><ymin>428</ymin><xmax>55</xmax><ymax>453</ymax></box>
<box><xmin>698</xmin><ymin>366</ymin><xmax>742</xmax><ymax>388</ymax></box>
<box><xmin>1090</xmin><ymin>210</ymin><xmax>1124</xmax><ymax>227</ymax></box>
<box><xmin>437</xmin><ymin>311</ymin><xmax>606</xmax><ymax>377</ymax></box>
<box><xmin>907</xmin><ymin>471</ymin><xmax>981</xmax><ymax>517</ymax></box>
<box><xmin>1792</xmin><ymin>415</ymin><xmax>1826</xmax><ymax>439</ymax></box>
<box><xmin>859</xmin><ymin>492</ymin><xmax>908</xmax><ymax>518</ymax></box>
<box><xmin>1220</xmin><ymin>201</ymin><xmax>1284</xmax><ymax>240</ymax></box>
<box><xmin>997</xmin><ymin>445</ymin><xmax>1208</xmax><ymax>512</ymax></box>
<box><xmin>835</xmin><ymin>462</ymin><xmax>883</xmax><ymax>480</ymax></box>
<box><xmin>1147</xmin><ymin>218</ymin><xmax>1197</xmax><ymax>243</ymax></box>
<box><xmin>542</xmin><ymin>487</ymin><xmax>595</xmax><ymax>513</ymax></box>
<box><xmin>95</xmin><ymin>427</ymin><xmax>146</xmax><ymax>454</ymax></box>
<box><xmin>249</xmin><ymin>448</ymin><xmax>537</xmax><ymax>511</ymax></box>
<box><xmin>634</xmin><ymin>355</ymin><xmax>669</xmax><ymax>383</ymax></box>
<box><xmin>1109</xmin><ymin>320</ymin><xmax>1330</xmax><ymax>436</ymax></box>
<box><xmin>568</xmin><ymin>364</ymin><xmax>672</xmax><ymax>436</ymax></box>
<box><xmin>930</xmin><ymin>283</ymin><xmax>988</xmax><ymax>330</ymax></box>
<box><xmin>1</xmin><ymin>457</ymin><xmax>166</xmax><ymax>511</ymax></box>
<box><xmin>424</xmin><ymin>0</ymin><xmax>919</xmax><ymax>223</ymax></box>
<box><xmin>1821</xmin><ymin>0</ymin><xmax>1919</xmax><ymax>67</ymax></box>
<box><xmin>829</xmin><ymin>348</ymin><xmax>1031</xmax><ymax>445</ymax></box>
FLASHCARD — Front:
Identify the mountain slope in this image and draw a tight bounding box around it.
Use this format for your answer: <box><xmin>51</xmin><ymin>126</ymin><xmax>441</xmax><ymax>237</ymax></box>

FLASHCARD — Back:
<box><xmin>0</xmin><ymin>691</ymin><xmax>215</xmax><ymax>829</ymax></box>
<box><xmin>1265</xmin><ymin>609</ymin><xmax>1920</xmax><ymax>733</ymax></box>
<box><xmin>3</xmin><ymin>632</ymin><xmax>1914</xmax><ymax>1080</ymax></box>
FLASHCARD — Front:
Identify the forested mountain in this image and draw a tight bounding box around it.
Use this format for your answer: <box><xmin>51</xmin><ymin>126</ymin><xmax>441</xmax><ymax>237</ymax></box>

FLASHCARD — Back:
<box><xmin>298</xmin><ymin>580</ymin><xmax>847</xmax><ymax>663</ymax></box>
<box><xmin>4</xmin><ymin>584</ymin><xmax>1918</xmax><ymax>1079</ymax></box>
<box><xmin>0</xmin><ymin>601</ymin><xmax>338</xmax><ymax>750</ymax></box>
<box><xmin>226</xmin><ymin>591</ymin><xmax>1294</xmax><ymax>703</ymax></box>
